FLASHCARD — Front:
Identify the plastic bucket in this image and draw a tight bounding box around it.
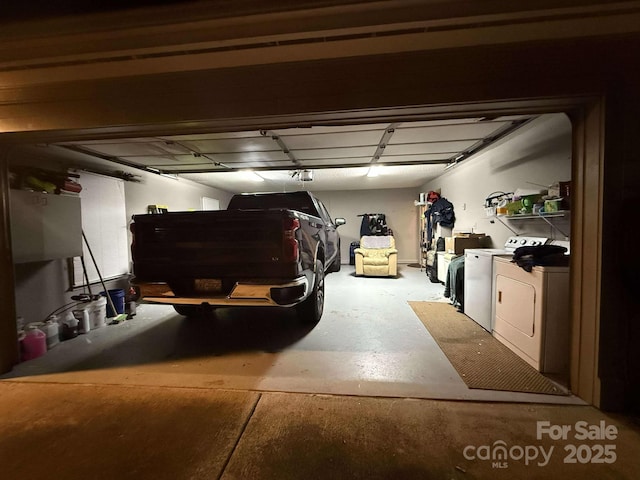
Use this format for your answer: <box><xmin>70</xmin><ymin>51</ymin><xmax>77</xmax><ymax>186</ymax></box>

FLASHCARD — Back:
<box><xmin>101</xmin><ymin>289</ymin><xmax>125</xmax><ymax>317</ymax></box>
<box><xmin>89</xmin><ymin>297</ymin><xmax>107</xmax><ymax>329</ymax></box>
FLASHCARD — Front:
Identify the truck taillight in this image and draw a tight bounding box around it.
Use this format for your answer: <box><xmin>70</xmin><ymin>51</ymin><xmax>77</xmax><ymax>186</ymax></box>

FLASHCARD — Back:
<box><xmin>283</xmin><ymin>217</ymin><xmax>300</xmax><ymax>262</ymax></box>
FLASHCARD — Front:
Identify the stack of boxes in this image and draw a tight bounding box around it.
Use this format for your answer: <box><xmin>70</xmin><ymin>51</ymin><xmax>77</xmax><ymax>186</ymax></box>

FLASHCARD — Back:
<box><xmin>437</xmin><ymin>233</ymin><xmax>486</xmax><ymax>283</ymax></box>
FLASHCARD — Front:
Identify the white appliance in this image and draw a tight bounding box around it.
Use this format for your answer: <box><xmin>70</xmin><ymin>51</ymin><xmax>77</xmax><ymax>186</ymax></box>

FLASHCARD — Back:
<box><xmin>463</xmin><ymin>236</ymin><xmax>549</xmax><ymax>331</ymax></box>
<box><xmin>492</xmin><ymin>256</ymin><xmax>570</xmax><ymax>374</ymax></box>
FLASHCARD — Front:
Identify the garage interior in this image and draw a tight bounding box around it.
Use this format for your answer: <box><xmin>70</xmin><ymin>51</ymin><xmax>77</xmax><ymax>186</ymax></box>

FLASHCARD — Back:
<box><xmin>4</xmin><ymin>111</ymin><xmax>579</xmax><ymax>404</ymax></box>
<box><xmin>5</xmin><ymin>108</ymin><xmax>584</xmax><ymax>404</ymax></box>
<box><xmin>1</xmin><ymin>1</ymin><xmax>640</xmax><ymax>478</ymax></box>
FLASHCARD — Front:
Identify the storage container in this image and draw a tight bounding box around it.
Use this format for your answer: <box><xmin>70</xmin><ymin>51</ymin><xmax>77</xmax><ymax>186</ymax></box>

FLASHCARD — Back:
<box><xmin>60</xmin><ymin>312</ymin><xmax>79</xmax><ymax>340</ymax></box>
<box><xmin>544</xmin><ymin>199</ymin><xmax>562</xmax><ymax>213</ymax></box>
<box><xmin>40</xmin><ymin>319</ymin><xmax>60</xmax><ymax>349</ymax></box>
<box><xmin>21</xmin><ymin>325</ymin><xmax>47</xmax><ymax>361</ymax></box>
<box><xmin>445</xmin><ymin>236</ymin><xmax>484</xmax><ymax>254</ymax></box>
<box><xmin>73</xmin><ymin>308</ymin><xmax>91</xmax><ymax>334</ymax></box>
<box><xmin>521</xmin><ymin>194</ymin><xmax>543</xmax><ymax>213</ymax></box>
<box><xmin>101</xmin><ymin>289</ymin><xmax>125</xmax><ymax>317</ymax></box>
<box><xmin>88</xmin><ymin>297</ymin><xmax>107</xmax><ymax>329</ymax></box>
<box><xmin>505</xmin><ymin>200</ymin><xmax>523</xmax><ymax>215</ymax></box>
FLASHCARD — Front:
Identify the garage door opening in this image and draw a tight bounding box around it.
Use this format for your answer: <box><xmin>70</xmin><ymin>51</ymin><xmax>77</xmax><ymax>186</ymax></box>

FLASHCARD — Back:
<box><xmin>1</xmin><ymin>109</ymin><xmax>588</xmax><ymax>407</ymax></box>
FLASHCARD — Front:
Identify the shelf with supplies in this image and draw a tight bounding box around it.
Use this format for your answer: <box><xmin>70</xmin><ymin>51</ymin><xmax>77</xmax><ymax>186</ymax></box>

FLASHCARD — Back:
<box><xmin>492</xmin><ymin>210</ymin><xmax>570</xmax><ymax>237</ymax></box>
<box><xmin>496</xmin><ymin>210</ymin><xmax>568</xmax><ymax>220</ymax></box>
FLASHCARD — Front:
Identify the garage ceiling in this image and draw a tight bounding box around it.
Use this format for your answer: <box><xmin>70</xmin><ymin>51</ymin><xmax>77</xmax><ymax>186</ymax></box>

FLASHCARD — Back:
<box><xmin>55</xmin><ymin>115</ymin><xmax>534</xmax><ymax>192</ymax></box>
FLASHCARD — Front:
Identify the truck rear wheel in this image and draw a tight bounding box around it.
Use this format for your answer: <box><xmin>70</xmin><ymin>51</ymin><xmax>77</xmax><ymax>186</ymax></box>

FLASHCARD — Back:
<box><xmin>174</xmin><ymin>305</ymin><xmax>216</xmax><ymax>317</ymax></box>
<box><xmin>296</xmin><ymin>260</ymin><xmax>324</xmax><ymax>325</ymax></box>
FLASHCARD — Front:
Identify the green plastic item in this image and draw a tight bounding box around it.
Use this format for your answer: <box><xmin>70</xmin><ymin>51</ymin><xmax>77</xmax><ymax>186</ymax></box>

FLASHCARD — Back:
<box><xmin>25</xmin><ymin>176</ymin><xmax>56</xmax><ymax>193</ymax></box>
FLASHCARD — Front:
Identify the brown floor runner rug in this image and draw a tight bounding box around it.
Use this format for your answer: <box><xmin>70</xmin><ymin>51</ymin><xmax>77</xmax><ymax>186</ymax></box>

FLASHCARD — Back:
<box><xmin>409</xmin><ymin>301</ymin><xmax>568</xmax><ymax>395</ymax></box>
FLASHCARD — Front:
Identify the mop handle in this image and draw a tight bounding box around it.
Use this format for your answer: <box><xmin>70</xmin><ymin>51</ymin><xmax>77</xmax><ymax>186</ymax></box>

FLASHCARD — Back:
<box><xmin>82</xmin><ymin>230</ymin><xmax>119</xmax><ymax>318</ymax></box>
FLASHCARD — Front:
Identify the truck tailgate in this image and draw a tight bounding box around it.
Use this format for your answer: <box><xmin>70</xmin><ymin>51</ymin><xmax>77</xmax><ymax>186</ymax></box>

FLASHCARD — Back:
<box><xmin>131</xmin><ymin>210</ymin><xmax>297</xmax><ymax>281</ymax></box>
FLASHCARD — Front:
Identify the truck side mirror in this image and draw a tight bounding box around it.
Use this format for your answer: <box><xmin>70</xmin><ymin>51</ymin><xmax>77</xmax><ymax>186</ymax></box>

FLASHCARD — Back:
<box><xmin>335</xmin><ymin>218</ymin><xmax>346</xmax><ymax>226</ymax></box>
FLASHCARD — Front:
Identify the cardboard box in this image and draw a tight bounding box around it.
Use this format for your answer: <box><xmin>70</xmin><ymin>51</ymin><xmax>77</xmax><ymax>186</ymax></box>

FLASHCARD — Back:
<box><xmin>445</xmin><ymin>236</ymin><xmax>484</xmax><ymax>254</ymax></box>
<box><xmin>452</xmin><ymin>233</ymin><xmax>485</xmax><ymax>239</ymax></box>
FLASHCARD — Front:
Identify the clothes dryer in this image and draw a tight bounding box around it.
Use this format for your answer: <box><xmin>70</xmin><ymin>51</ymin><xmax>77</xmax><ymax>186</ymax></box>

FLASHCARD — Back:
<box><xmin>464</xmin><ymin>236</ymin><xmax>548</xmax><ymax>332</ymax></box>
<box><xmin>492</xmin><ymin>256</ymin><xmax>570</xmax><ymax>375</ymax></box>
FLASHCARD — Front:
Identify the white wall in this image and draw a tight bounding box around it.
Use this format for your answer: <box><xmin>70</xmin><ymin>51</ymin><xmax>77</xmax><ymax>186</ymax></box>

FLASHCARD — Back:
<box><xmin>124</xmin><ymin>171</ymin><xmax>233</xmax><ymax>219</ymax></box>
<box><xmin>419</xmin><ymin>114</ymin><xmax>572</xmax><ymax>248</ymax></box>
<box><xmin>123</xmin><ymin>171</ymin><xmax>234</xmax><ymax>265</ymax></box>
<box><xmin>315</xmin><ymin>188</ymin><xmax>421</xmax><ymax>264</ymax></box>
<box><xmin>9</xmin><ymin>147</ymin><xmax>234</xmax><ymax>327</ymax></box>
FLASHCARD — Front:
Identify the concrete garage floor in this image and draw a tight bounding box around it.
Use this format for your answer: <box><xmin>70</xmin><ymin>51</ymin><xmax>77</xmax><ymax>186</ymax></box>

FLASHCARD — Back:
<box><xmin>1</xmin><ymin>382</ymin><xmax>639</xmax><ymax>479</ymax></box>
<box><xmin>5</xmin><ymin>265</ymin><xmax>580</xmax><ymax>404</ymax></box>
<box><xmin>2</xmin><ymin>266</ymin><xmax>639</xmax><ymax>479</ymax></box>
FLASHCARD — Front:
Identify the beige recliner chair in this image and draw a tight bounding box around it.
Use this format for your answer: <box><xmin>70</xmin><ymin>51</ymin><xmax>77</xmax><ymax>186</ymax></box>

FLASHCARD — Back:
<box><xmin>354</xmin><ymin>235</ymin><xmax>398</xmax><ymax>277</ymax></box>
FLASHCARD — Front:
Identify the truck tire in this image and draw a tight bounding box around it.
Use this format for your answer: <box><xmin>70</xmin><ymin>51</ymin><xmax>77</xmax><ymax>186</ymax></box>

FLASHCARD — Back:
<box><xmin>174</xmin><ymin>305</ymin><xmax>196</xmax><ymax>316</ymax></box>
<box><xmin>174</xmin><ymin>305</ymin><xmax>216</xmax><ymax>317</ymax></box>
<box><xmin>328</xmin><ymin>246</ymin><xmax>341</xmax><ymax>273</ymax></box>
<box><xmin>296</xmin><ymin>260</ymin><xmax>324</xmax><ymax>325</ymax></box>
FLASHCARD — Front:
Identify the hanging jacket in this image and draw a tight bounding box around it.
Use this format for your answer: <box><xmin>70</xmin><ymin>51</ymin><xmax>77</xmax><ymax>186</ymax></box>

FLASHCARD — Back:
<box><xmin>425</xmin><ymin>198</ymin><xmax>456</xmax><ymax>244</ymax></box>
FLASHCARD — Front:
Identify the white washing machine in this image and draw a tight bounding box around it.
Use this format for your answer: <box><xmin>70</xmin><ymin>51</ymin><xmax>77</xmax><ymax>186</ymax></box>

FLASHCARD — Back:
<box><xmin>464</xmin><ymin>236</ymin><xmax>548</xmax><ymax>332</ymax></box>
<box><xmin>492</xmin><ymin>255</ymin><xmax>570</xmax><ymax>375</ymax></box>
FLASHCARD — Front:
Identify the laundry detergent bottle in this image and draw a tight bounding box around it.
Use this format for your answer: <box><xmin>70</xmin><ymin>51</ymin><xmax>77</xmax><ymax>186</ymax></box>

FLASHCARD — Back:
<box><xmin>21</xmin><ymin>325</ymin><xmax>47</xmax><ymax>361</ymax></box>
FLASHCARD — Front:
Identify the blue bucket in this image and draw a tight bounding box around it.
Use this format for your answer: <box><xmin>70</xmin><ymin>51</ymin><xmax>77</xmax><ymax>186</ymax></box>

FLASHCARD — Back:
<box><xmin>100</xmin><ymin>289</ymin><xmax>125</xmax><ymax>317</ymax></box>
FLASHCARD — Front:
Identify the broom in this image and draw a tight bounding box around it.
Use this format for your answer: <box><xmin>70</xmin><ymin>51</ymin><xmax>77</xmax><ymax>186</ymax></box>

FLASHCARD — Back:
<box><xmin>82</xmin><ymin>231</ymin><xmax>128</xmax><ymax>324</ymax></box>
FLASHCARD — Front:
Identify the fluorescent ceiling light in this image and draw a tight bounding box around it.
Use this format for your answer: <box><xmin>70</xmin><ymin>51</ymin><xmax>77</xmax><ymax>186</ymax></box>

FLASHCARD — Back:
<box><xmin>240</xmin><ymin>170</ymin><xmax>265</xmax><ymax>182</ymax></box>
<box><xmin>367</xmin><ymin>165</ymin><xmax>383</xmax><ymax>177</ymax></box>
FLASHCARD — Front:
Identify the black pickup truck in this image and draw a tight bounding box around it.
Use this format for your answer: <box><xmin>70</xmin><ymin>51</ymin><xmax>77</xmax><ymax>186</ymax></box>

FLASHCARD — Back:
<box><xmin>130</xmin><ymin>191</ymin><xmax>345</xmax><ymax>324</ymax></box>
